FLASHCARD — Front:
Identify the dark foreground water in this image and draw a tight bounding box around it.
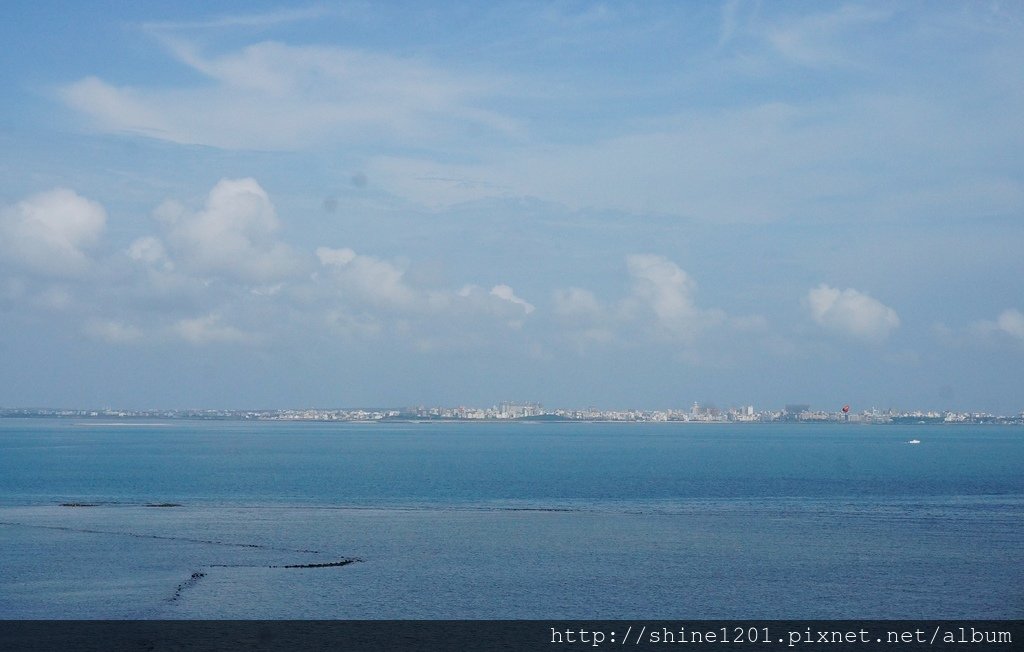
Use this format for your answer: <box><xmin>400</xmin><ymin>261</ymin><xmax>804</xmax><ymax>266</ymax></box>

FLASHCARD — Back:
<box><xmin>1</xmin><ymin>419</ymin><xmax>1021</xmax><ymax>618</ymax></box>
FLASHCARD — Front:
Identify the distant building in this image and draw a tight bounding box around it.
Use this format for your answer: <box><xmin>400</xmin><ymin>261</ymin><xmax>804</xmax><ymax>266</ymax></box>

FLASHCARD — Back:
<box><xmin>783</xmin><ymin>404</ymin><xmax>810</xmax><ymax>421</ymax></box>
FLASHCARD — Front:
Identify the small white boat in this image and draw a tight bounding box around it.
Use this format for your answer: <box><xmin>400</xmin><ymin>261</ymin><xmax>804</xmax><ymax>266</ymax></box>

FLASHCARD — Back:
<box><xmin>907</xmin><ymin>439</ymin><xmax>921</xmax><ymax>444</ymax></box>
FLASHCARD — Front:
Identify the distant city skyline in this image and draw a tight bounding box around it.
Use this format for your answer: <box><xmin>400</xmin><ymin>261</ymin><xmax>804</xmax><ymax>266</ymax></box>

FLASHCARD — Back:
<box><xmin>1</xmin><ymin>2</ymin><xmax>1022</xmax><ymax>412</ymax></box>
<box><xmin>3</xmin><ymin>401</ymin><xmax>1022</xmax><ymax>425</ymax></box>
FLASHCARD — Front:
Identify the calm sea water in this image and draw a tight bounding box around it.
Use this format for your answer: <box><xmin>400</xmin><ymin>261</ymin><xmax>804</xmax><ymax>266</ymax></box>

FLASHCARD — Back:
<box><xmin>1</xmin><ymin>419</ymin><xmax>1021</xmax><ymax>618</ymax></box>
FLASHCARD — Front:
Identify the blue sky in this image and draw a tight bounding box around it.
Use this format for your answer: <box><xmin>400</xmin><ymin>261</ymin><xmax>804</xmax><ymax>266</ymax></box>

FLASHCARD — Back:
<box><xmin>1</xmin><ymin>2</ymin><xmax>1022</xmax><ymax>411</ymax></box>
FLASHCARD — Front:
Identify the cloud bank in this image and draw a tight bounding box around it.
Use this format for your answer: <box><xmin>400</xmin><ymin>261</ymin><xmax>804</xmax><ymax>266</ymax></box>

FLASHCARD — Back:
<box><xmin>1</xmin><ymin>179</ymin><xmax>545</xmax><ymax>350</ymax></box>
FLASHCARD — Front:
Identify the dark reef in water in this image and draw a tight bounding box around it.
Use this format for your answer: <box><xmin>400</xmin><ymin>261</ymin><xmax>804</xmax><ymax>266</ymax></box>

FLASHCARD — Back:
<box><xmin>6</xmin><ymin>521</ymin><xmax>321</xmax><ymax>554</ymax></box>
<box><xmin>169</xmin><ymin>572</ymin><xmax>206</xmax><ymax>602</ymax></box>
<box><xmin>276</xmin><ymin>559</ymin><xmax>363</xmax><ymax>569</ymax></box>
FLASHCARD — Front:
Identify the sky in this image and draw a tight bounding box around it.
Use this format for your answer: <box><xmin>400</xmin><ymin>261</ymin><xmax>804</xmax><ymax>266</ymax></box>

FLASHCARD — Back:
<box><xmin>0</xmin><ymin>1</ymin><xmax>1022</xmax><ymax>412</ymax></box>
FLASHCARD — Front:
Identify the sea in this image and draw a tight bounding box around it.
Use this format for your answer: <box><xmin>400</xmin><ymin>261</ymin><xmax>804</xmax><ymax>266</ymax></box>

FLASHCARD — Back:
<box><xmin>1</xmin><ymin>418</ymin><xmax>1021</xmax><ymax>619</ymax></box>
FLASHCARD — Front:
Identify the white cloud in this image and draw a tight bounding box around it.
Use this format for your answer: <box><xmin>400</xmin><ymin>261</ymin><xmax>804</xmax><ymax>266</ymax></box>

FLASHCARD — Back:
<box><xmin>316</xmin><ymin>246</ymin><xmax>535</xmax><ymax>328</ymax></box>
<box><xmin>127</xmin><ymin>236</ymin><xmax>174</xmax><ymax>271</ymax></box>
<box><xmin>60</xmin><ymin>40</ymin><xmax>516</xmax><ymax>150</ymax></box>
<box><xmin>551</xmin><ymin>255</ymin><xmax>726</xmax><ymax>349</ymax></box>
<box><xmin>315</xmin><ymin>247</ymin><xmax>357</xmax><ymax>267</ymax></box>
<box><xmin>173</xmin><ymin>314</ymin><xmax>259</xmax><ymax>345</ymax></box>
<box><xmin>0</xmin><ymin>188</ymin><xmax>106</xmax><ymax>277</ymax></box>
<box><xmin>161</xmin><ymin>178</ymin><xmax>304</xmax><ymax>282</ymax></box>
<box><xmin>316</xmin><ymin>246</ymin><xmax>420</xmax><ymax>311</ymax></box>
<box><xmin>455</xmin><ymin>284</ymin><xmax>536</xmax><ymax>327</ymax></box>
<box><xmin>60</xmin><ymin>77</ymin><xmax>176</xmax><ymax>141</ymax></box>
<box><xmin>806</xmin><ymin>284</ymin><xmax>900</xmax><ymax>342</ymax></box>
<box><xmin>997</xmin><ymin>310</ymin><xmax>1024</xmax><ymax>339</ymax></box>
<box><xmin>55</xmin><ymin>9</ymin><xmax>1023</xmax><ymax>232</ymax></box>
<box><xmin>489</xmin><ymin>284</ymin><xmax>535</xmax><ymax>315</ymax></box>
<box><xmin>935</xmin><ymin>309</ymin><xmax>1024</xmax><ymax>351</ymax></box>
<box><xmin>972</xmin><ymin>309</ymin><xmax>1024</xmax><ymax>341</ymax></box>
<box><xmin>626</xmin><ymin>254</ymin><xmax>723</xmax><ymax>342</ymax></box>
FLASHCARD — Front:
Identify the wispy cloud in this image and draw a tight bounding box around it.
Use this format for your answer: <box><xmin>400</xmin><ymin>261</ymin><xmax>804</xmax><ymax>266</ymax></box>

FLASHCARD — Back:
<box><xmin>173</xmin><ymin>313</ymin><xmax>261</xmax><ymax>345</ymax></box>
<box><xmin>141</xmin><ymin>6</ymin><xmax>341</xmax><ymax>32</ymax></box>
<box><xmin>55</xmin><ymin>3</ymin><xmax>1024</xmax><ymax>233</ymax></box>
<box><xmin>370</xmin><ymin>92</ymin><xmax>1023</xmax><ymax>224</ymax></box>
<box><xmin>60</xmin><ymin>39</ymin><xmax>518</xmax><ymax>150</ymax></box>
<box><xmin>763</xmin><ymin>5</ymin><xmax>891</xmax><ymax>68</ymax></box>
